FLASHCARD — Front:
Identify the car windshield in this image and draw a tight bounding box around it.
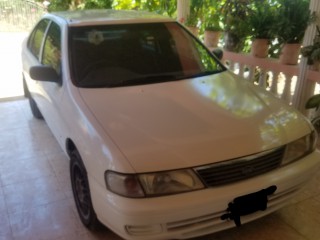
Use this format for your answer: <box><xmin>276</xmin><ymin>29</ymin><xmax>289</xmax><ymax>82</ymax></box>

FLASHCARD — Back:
<box><xmin>69</xmin><ymin>22</ymin><xmax>225</xmax><ymax>88</ymax></box>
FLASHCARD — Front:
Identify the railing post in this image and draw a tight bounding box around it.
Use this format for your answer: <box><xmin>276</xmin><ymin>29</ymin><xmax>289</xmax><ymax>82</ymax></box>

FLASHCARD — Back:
<box><xmin>292</xmin><ymin>0</ymin><xmax>320</xmax><ymax>115</ymax></box>
<box><xmin>238</xmin><ymin>63</ymin><xmax>245</xmax><ymax>78</ymax></box>
<box><xmin>228</xmin><ymin>61</ymin><xmax>235</xmax><ymax>72</ymax></box>
<box><xmin>258</xmin><ymin>69</ymin><xmax>268</xmax><ymax>89</ymax></box>
<box><xmin>281</xmin><ymin>74</ymin><xmax>294</xmax><ymax>104</ymax></box>
<box><xmin>270</xmin><ymin>71</ymin><xmax>280</xmax><ymax>96</ymax></box>
<box><xmin>248</xmin><ymin>66</ymin><xmax>255</xmax><ymax>82</ymax></box>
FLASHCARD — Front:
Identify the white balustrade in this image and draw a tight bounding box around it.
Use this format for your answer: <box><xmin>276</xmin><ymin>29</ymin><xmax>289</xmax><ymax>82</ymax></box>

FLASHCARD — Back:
<box><xmin>219</xmin><ymin>51</ymin><xmax>320</xmax><ymax>112</ymax></box>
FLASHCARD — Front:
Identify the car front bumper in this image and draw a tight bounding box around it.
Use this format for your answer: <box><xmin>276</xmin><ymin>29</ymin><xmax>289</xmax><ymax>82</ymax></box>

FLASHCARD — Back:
<box><xmin>90</xmin><ymin>150</ymin><xmax>320</xmax><ymax>240</ymax></box>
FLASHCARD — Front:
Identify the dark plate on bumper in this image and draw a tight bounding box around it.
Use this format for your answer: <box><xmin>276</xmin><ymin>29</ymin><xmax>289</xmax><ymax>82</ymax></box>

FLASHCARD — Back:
<box><xmin>221</xmin><ymin>185</ymin><xmax>277</xmax><ymax>226</ymax></box>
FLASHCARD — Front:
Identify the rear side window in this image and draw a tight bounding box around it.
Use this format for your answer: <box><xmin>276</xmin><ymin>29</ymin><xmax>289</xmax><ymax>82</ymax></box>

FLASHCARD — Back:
<box><xmin>28</xmin><ymin>19</ymin><xmax>50</xmax><ymax>59</ymax></box>
<box><xmin>42</xmin><ymin>22</ymin><xmax>61</xmax><ymax>76</ymax></box>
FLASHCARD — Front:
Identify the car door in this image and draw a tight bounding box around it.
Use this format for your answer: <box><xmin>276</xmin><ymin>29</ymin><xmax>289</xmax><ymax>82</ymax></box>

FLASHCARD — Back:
<box><xmin>23</xmin><ymin>19</ymin><xmax>65</xmax><ymax>144</ymax></box>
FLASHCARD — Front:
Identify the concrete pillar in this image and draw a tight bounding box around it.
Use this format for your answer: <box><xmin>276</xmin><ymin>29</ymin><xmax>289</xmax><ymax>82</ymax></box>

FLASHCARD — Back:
<box><xmin>177</xmin><ymin>0</ymin><xmax>190</xmax><ymax>23</ymax></box>
<box><xmin>292</xmin><ymin>0</ymin><xmax>320</xmax><ymax>115</ymax></box>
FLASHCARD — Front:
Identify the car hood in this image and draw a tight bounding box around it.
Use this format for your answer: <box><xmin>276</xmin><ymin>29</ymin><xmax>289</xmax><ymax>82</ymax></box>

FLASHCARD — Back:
<box><xmin>78</xmin><ymin>71</ymin><xmax>312</xmax><ymax>172</ymax></box>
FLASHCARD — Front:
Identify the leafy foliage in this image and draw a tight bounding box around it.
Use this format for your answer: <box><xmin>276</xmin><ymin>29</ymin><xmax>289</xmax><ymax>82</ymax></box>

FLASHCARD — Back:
<box><xmin>78</xmin><ymin>0</ymin><xmax>114</xmax><ymax>9</ymax></box>
<box><xmin>46</xmin><ymin>0</ymin><xmax>176</xmax><ymax>17</ymax></box>
<box><xmin>46</xmin><ymin>0</ymin><xmax>70</xmax><ymax>11</ymax></box>
<box><xmin>219</xmin><ymin>0</ymin><xmax>252</xmax><ymax>52</ymax></box>
<box><xmin>247</xmin><ymin>1</ymin><xmax>278</xmax><ymax>39</ymax></box>
<box><xmin>301</xmin><ymin>27</ymin><xmax>320</xmax><ymax>65</ymax></box>
<box><xmin>203</xmin><ymin>0</ymin><xmax>222</xmax><ymax>31</ymax></box>
<box><xmin>42</xmin><ymin>0</ymin><xmax>312</xmax><ymax>54</ymax></box>
<box><xmin>275</xmin><ymin>0</ymin><xmax>311</xmax><ymax>44</ymax></box>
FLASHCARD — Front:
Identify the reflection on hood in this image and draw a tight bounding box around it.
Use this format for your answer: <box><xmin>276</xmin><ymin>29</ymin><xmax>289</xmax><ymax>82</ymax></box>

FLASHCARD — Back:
<box><xmin>192</xmin><ymin>73</ymin><xmax>264</xmax><ymax>118</ymax></box>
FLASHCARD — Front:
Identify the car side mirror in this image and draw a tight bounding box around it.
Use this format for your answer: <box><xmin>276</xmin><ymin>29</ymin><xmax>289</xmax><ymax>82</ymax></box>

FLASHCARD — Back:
<box><xmin>212</xmin><ymin>48</ymin><xmax>223</xmax><ymax>60</ymax></box>
<box><xmin>29</xmin><ymin>65</ymin><xmax>61</xmax><ymax>84</ymax></box>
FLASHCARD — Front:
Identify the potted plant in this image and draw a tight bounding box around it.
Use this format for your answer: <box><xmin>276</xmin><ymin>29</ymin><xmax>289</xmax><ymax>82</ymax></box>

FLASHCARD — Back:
<box><xmin>185</xmin><ymin>13</ymin><xmax>199</xmax><ymax>36</ymax></box>
<box><xmin>275</xmin><ymin>0</ymin><xmax>311</xmax><ymax>65</ymax></box>
<box><xmin>248</xmin><ymin>2</ymin><xmax>277</xmax><ymax>58</ymax></box>
<box><xmin>301</xmin><ymin>27</ymin><xmax>320</xmax><ymax>70</ymax></box>
<box><xmin>220</xmin><ymin>0</ymin><xmax>251</xmax><ymax>52</ymax></box>
<box><xmin>204</xmin><ymin>12</ymin><xmax>222</xmax><ymax>48</ymax></box>
<box><xmin>185</xmin><ymin>0</ymin><xmax>204</xmax><ymax>37</ymax></box>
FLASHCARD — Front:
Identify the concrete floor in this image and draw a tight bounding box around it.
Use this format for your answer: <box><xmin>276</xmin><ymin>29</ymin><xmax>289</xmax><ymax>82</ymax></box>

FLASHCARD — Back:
<box><xmin>1</xmin><ymin>32</ymin><xmax>320</xmax><ymax>240</ymax></box>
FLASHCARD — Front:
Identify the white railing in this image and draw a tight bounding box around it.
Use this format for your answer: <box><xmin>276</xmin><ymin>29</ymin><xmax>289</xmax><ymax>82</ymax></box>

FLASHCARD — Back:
<box><xmin>221</xmin><ymin>51</ymin><xmax>320</xmax><ymax>109</ymax></box>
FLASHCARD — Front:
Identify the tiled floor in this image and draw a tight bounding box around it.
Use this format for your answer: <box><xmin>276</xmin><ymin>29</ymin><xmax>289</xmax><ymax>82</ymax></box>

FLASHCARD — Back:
<box><xmin>0</xmin><ymin>98</ymin><xmax>320</xmax><ymax>240</ymax></box>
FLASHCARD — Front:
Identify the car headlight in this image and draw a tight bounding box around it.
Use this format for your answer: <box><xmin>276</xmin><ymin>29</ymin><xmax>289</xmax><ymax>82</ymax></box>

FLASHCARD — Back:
<box><xmin>105</xmin><ymin>169</ymin><xmax>204</xmax><ymax>198</ymax></box>
<box><xmin>282</xmin><ymin>131</ymin><xmax>317</xmax><ymax>165</ymax></box>
<box><xmin>138</xmin><ymin>169</ymin><xmax>204</xmax><ymax>196</ymax></box>
<box><xmin>105</xmin><ymin>171</ymin><xmax>145</xmax><ymax>198</ymax></box>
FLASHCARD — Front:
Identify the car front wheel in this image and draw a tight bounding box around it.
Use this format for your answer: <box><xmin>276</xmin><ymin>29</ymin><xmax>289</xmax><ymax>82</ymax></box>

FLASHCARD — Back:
<box><xmin>70</xmin><ymin>149</ymin><xmax>103</xmax><ymax>230</ymax></box>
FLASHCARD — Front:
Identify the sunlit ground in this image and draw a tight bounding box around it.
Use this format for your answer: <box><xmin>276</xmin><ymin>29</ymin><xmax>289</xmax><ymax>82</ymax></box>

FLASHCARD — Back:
<box><xmin>0</xmin><ymin>32</ymin><xmax>27</xmax><ymax>100</ymax></box>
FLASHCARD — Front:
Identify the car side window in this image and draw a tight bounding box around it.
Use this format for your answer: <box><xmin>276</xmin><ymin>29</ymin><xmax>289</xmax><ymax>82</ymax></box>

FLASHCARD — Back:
<box><xmin>27</xmin><ymin>19</ymin><xmax>50</xmax><ymax>60</ymax></box>
<box><xmin>42</xmin><ymin>22</ymin><xmax>61</xmax><ymax>76</ymax></box>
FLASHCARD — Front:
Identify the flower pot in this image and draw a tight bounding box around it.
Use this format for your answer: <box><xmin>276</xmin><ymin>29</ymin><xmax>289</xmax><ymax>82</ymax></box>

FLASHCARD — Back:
<box><xmin>187</xmin><ymin>27</ymin><xmax>199</xmax><ymax>37</ymax></box>
<box><xmin>251</xmin><ymin>39</ymin><xmax>269</xmax><ymax>58</ymax></box>
<box><xmin>204</xmin><ymin>30</ymin><xmax>221</xmax><ymax>48</ymax></box>
<box><xmin>279</xmin><ymin>43</ymin><xmax>301</xmax><ymax>65</ymax></box>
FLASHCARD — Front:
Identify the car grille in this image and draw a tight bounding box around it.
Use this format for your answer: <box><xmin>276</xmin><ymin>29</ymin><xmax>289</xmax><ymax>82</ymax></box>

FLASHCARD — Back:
<box><xmin>195</xmin><ymin>146</ymin><xmax>286</xmax><ymax>186</ymax></box>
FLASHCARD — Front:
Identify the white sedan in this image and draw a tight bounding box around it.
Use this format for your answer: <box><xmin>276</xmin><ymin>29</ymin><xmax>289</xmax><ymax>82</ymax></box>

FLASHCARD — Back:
<box><xmin>22</xmin><ymin>9</ymin><xmax>320</xmax><ymax>240</ymax></box>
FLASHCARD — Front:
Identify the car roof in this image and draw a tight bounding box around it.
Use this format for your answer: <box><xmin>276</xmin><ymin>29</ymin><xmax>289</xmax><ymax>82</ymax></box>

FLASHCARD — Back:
<box><xmin>49</xmin><ymin>9</ymin><xmax>175</xmax><ymax>26</ymax></box>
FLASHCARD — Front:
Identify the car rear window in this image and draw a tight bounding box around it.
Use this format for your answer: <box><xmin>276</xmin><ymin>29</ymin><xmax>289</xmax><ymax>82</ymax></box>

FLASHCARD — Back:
<box><xmin>69</xmin><ymin>22</ymin><xmax>224</xmax><ymax>88</ymax></box>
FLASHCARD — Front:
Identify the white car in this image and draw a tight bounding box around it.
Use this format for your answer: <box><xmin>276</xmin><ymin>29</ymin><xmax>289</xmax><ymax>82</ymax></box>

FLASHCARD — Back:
<box><xmin>22</xmin><ymin>9</ymin><xmax>320</xmax><ymax>240</ymax></box>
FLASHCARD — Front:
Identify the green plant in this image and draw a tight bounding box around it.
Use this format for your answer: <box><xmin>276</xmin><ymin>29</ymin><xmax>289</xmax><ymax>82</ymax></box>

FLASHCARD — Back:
<box><xmin>203</xmin><ymin>1</ymin><xmax>222</xmax><ymax>32</ymax></box>
<box><xmin>220</xmin><ymin>0</ymin><xmax>252</xmax><ymax>52</ymax></box>
<box><xmin>46</xmin><ymin>0</ymin><xmax>114</xmax><ymax>11</ymax></box>
<box><xmin>301</xmin><ymin>27</ymin><xmax>320</xmax><ymax>65</ymax></box>
<box><xmin>248</xmin><ymin>1</ymin><xmax>277</xmax><ymax>39</ymax></box>
<box><xmin>306</xmin><ymin>93</ymin><xmax>320</xmax><ymax>109</ymax></box>
<box><xmin>141</xmin><ymin>0</ymin><xmax>177</xmax><ymax>17</ymax></box>
<box><xmin>185</xmin><ymin>0</ymin><xmax>204</xmax><ymax>27</ymax></box>
<box><xmin>301</xmin><ymin>44</ymin><xmax>320</xmax><ymax>65</ymax></box>
<box><xmin>204</xmin><ymin>11</ymin><xmax>222</xmax><ymax>31</ymax></box>
<box><xmin>275</xmin><ymin>0</ymin><xmax>311</xmax><ymax>44</ymax></box>
<box><xmin>185</xmin><ymin>13</ymin><xmax>199</xmax><ymax>27</ymax></box>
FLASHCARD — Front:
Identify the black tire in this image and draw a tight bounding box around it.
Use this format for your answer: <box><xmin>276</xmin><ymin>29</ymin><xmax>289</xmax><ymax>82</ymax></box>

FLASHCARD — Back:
<box><xmin>70</xmin><ymin>150</ymin><xmax>103</xmax><ymax>230</ymax></box>
<box><xmin>29</xmin><ymin>97</ymin><xmax>43</xmax><ymax>119</ymax></box>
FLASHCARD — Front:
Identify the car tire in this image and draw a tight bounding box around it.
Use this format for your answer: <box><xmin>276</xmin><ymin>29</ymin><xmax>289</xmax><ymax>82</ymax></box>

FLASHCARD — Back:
<box><xmin>70</xmin><ymin>149</ymin><xmax>103</xmax><ymax>230</ymax></box>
